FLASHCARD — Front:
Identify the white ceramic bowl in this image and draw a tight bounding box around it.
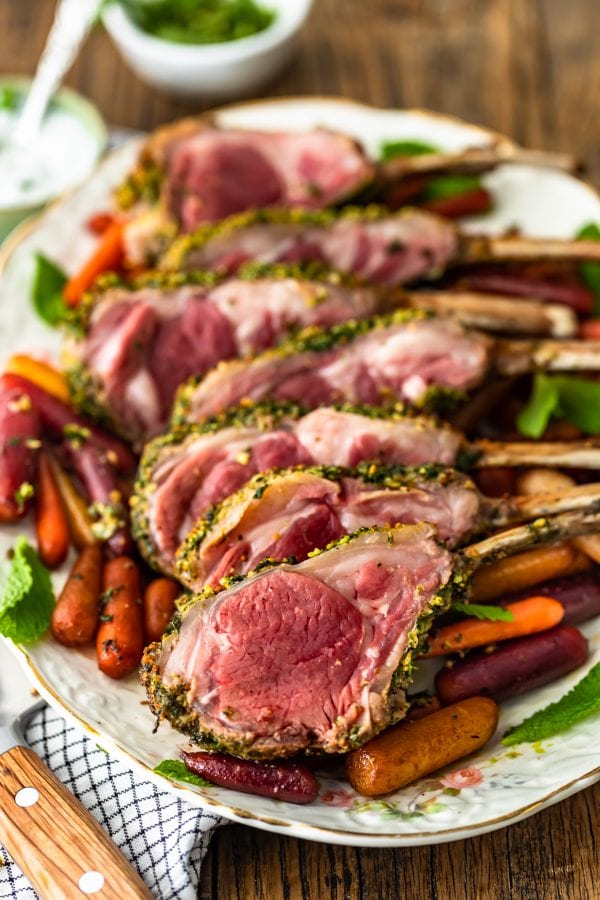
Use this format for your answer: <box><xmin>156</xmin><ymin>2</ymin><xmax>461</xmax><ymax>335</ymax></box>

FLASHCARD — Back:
<box><xmin>102</xmin><ymin>0</ymin><xmax>314</xmax><ymax>100</ymax></box>
<box><xmin>0</xmin><ymin>77</ymin><xmax>106</xmax><ymax>241</ymax></box>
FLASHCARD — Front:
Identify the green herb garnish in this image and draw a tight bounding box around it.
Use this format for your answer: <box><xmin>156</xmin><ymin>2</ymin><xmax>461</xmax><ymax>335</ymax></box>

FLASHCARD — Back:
<box><xmin>517</xmin><ymin>373</ymin><xmax>600</xmax><ymax>438</ymax></box>
<box><xmin>0</xmin><ymin>86</ymin><xmax>19</xmax><ymax>110</ymax></box>
<box><xmin>379</xmin><ymin>139</ymin><xmax>439</xmax><ymax>161</ymax></box>
<box><xmin>115</xmin><ymin>0</ymin><xmax>275</xmax><ymax>45</ymax></box>
<box><xmin>576</xmin><ymin>223</ymin><xmax>600</xmax><ymax>314</ymax></box>
<box><xmin>0</xmin><ymin>538</ymin><xmax>55</xmax><ymax>643</ymax></box>
<box><xmin>153</xmin><ymin>758</ymin><xmax>211</xmax><ymax>787</ymax></box>
<box><xmin>32</xmin><ymin>253</ymin><xmax>69</xmax><ymax>327</ymax></box>
<box><xmin>452</xmin><ymin>601</ymin><xmax>515</xmax><ymax>622</ymax></box>
<box><xmin>502</xmin><ymin>662</ymin><xmax>600</xmax><ymax>745</ymax></box>
<box><xmin>422</xmin><ymin>173</ymin><xmax>483</xmax><ymax>202</ymax></box>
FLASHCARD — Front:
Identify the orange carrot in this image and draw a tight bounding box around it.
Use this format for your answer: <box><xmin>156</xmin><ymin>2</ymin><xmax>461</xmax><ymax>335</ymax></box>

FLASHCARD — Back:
<box><xmin>97</xmin><ymin>556</ymin><xmax>145</xmax><ymax>679</ymax></box>
<box><xmin>143</xmin><ymin>577</ymin><xmax>180</xmax><ymax>643</ymax></box>
<box><xmin>46</xmin><ymin>453</ymin><xmax>96</xmax><ymax>549</ymax></box>
<box><xmin>63</xmin><ymin>220</ymin><xmax>125</xmax><ymax>307</ymax></box>
<box><xmin>36</xmin><ymin>452</ymin><xmax>70</xmax><ymax>569</ymax></box>
<box><xmin>51</xmin><ymin>545</ymin><xmax>103</xmax><ymax>646</ymax></box>
<box><xmin>421</xmin><ymin>596</ymin><xmax>565</xmax><ymax>658</ymax></box>
<box><xmin>5</xmin><ymin>355</ymin><xmax>70</xmax><ymax>403</ymax></box>
<box><xmin>470</xmin><ymin>543</ymin><xmax>576</xmax><ymax>601</ymax></box>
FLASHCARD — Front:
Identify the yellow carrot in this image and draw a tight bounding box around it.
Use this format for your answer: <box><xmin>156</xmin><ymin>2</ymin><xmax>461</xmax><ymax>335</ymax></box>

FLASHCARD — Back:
<box><xmin>421</xmin><ymin>596</ymin><xmax>565</xmax><ymax>658</ymax></box>
<box><xmin>470</xmin><ymin>543</ymin><xmax>576</xmax><ymax>601</ymax></box>
<box><xmin>46</xmin><ymin>454</ymin><xmax>96</xmax><ymax>549</ymax></box>
<box><xmin>5</xmin><ymin>355</ymin><xmax>69</xmax><ymax>403</ymax></box>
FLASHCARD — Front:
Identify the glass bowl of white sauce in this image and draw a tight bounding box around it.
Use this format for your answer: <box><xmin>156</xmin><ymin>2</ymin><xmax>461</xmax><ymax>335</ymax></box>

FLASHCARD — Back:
<box><xmin>0</xmin><ymin>77</ymin><xmax>107</xmax><ymax>241</ymax></box>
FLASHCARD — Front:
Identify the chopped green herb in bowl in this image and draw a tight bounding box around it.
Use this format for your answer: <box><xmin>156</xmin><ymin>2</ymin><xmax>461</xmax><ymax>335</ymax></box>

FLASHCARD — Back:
<box><xmin>115</xmin><ymin>0</ymin><xmax>276</xmax><ymax>45</ymax></box>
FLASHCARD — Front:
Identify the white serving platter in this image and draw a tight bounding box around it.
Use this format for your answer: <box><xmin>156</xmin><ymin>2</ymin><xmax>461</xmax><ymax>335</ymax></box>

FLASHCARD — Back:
<box><xmin>1</xmin><ymin>97</ymin><xmax>599</xmax><ymax>847</ymax></box>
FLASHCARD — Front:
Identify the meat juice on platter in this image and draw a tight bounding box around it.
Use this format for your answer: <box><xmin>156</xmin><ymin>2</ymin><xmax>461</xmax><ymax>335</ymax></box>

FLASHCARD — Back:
<box><xmin>2</xmin><ymin>105</ymin><xmax>600</xmax><ymax>823</ymax></box>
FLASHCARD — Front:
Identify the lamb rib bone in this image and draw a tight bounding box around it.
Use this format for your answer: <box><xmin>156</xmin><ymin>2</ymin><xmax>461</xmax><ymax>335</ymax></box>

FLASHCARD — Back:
<box><xmin>462</xmin><ymin>507</ymin><xmax>600</xmax><ymax>566</ymax></box>
<box><xmin>493</xmin><ymin>339</ymin><xmax>600</xmax><ymax>375</ymax></box>
<box><xmin>378</xmin><ymin>144</ymin><xmax>579</xmax><ymax>181</ymax></box>
<box><xmin>404</xmin><ymin>290</ymin><xmax>577</xmax><ymax>337</ymax></box>
<box><xmin>470</xmin><ymin>438</ymin><xmax>600</xmax><ymax>470</ymax></box>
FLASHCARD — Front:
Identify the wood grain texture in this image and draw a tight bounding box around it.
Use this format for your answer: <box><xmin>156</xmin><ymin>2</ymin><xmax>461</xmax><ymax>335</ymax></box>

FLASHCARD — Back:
<box><xmin>0</xmin><ymin>745</ymin><xmax>153</xmax><ymax>899</ymax></box>
<box><xmin>0</xmin><ymin>1</ymin><xmax>598</xmax><ymax>897</ymax></box>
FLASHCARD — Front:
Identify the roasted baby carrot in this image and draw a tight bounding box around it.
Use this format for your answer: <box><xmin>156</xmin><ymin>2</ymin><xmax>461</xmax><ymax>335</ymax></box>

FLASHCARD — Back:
<box><xmin>1</xmin><ymin>373</ymin><xmax>135</xmax><ymax>473</ymax></box>
<box><xmin>46</xmin><ymin>453</ymin><xmax>96</xmax><ymax>549</ymax></box>
<box><xmin>580</xmin><ymin>318</ymin><xmax>600</xmax><ymax>340</ymax></box>
<box><xmin>35</xmin><ymin>452</ymin><xmax>70</xmax><ymax>569</ymax></box>
<box><xmin>470</xmin><ymin>543</ymin><xmax>577</xmax><ymax>601</ymax></box>
<box><xmin>0</xmin><ymin>376</ymin><xmax>41</xmax><ymax>521</ymax></box>
<box><xmin>64</xmin><ymin>441</ymin><xmax>132</xmax><ymax>556</ymax></box>
<box><xmin>5</xmin><ymin>355</ymin><xmax>70</xmax><ymax>403</ymax></box>
<box><xmin>63</xmin><ymin>220</ymin><xmax>125</xmax><ymax>306</ymax></box>
<box><xmin>423</xmin><ymin>187</ymin><xmax>492</xmax><ymax>218</ymax></box>
<box><xmin>346</xmin><ymin>697</ymin><xmax>499</xmax><ymax>796</ymax></box>
<box><xmin>421</xmin><ymin>596</ymin><xmax>565</xmax><ymax>658</ymax></box>
<box><xmin>435</xmin><ymin>625</ymin><xmax>589</xmax><ymax>704</ymax></box>
<box><xmin>96</xmin><ymin>556</ymin><xmax>145</xmax><ymax>679</ymax></box>
<box><xmin>51</xmin><ymin>544</ymin><xmax>103</xmax><ymax>646</ymax></box>
<box><xmin>143</xmin><ymin>577</ymin><xmax>179</xmax><ymax>643</ymax></box>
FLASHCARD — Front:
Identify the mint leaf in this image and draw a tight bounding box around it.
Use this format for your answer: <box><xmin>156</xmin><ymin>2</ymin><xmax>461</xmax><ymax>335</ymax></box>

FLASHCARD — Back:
<box><xmin>452</xmin><ymin>601</ymin><xmax>515</xmax><ymax>622</ymax></box>
<box><xmin>576</xmin><ymin>223</ymin><xmax>600</xmax><ymax>314</ymax></box>
<box><xmin>502</xmin><ymin>662</ymin><xmax>600</xmax><ymax>745</ymax></box>
<box><xmin>0</xmin><ymin>538</ymin><xmax>55</xmax><ymax>643</ymax></box>
<box><xmin>32</xmin><ymin>254</ymin><xmax>69</xmax><ymax>327</ymax></box>
<box><xmin>553</xmin><ymin>375</ymin><xmax>600</xmax><ymax>433</ymax></box>
<box><xmin>517</xmin><ymin>373</ymin><xmax>561</xmax><ymax>438</ymax></box>
<box><xmin>380</xmin><ymin>139</ymin><xmax>439</xmax><ymax>161</ymax></box>
<box><xmin>153</xmin><ymin>759</ymin><xmax>211</xmax><ymax>787</ymax></box>
<box><xmin>422</xmin><ymin>174</ymin><xmax>483</xmax><ymax>202</ymax></box>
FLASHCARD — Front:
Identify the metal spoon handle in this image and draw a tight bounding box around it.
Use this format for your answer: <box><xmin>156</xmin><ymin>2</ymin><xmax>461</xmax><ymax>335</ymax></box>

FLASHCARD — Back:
<box><xmin>13</xmin><ymin>0</ymin><xmax>101</xmax><ymax>146</ymax></box>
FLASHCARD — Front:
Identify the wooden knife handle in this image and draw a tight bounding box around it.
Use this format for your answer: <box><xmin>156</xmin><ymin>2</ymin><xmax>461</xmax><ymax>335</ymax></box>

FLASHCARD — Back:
<box><xmin>0</xmin><ymin>745</ymin><xmax>153</xmax><ymax>899</ymax></box>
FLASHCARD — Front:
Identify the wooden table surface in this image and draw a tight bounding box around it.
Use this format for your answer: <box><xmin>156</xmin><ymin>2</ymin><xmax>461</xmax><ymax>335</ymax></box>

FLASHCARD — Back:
<box><xmin>3</xmin><ymin>1</ymin><xmax>600</xmax><ymax>898</ymax></box>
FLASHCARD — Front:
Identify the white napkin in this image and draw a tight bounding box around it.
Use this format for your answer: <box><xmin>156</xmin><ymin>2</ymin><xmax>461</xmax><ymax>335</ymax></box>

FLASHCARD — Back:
<box><xmin>0</xmin><ymin>705</ymin><xmax>226</xmax><ymax>899</ymax></box>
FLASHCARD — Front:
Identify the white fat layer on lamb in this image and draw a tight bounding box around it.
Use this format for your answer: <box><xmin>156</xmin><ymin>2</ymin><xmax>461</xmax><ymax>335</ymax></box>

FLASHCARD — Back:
<box><xmin>294</xmin><ymin>408</ymin><xmax>461</xmax><ymax>467</ymax></box>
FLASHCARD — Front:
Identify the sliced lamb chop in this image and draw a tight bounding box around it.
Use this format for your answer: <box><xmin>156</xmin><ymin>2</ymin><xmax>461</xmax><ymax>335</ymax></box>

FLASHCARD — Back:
<box><xmin>70</xmin><ymin>264</ymin><xmax>575</xmax><ymax>448</ymax></box>
<box><xmin>141</xmin><ymin>523</ymin><xmax>456</xmax><ymax>757</ymax></box>
<box><xmin>174</xmin><ymin>463</ymin><xmax>600</xmax><ymax>589</ymax></box>
<box><xmin>133</xmin><ymin>400</ymin><xmax>600</xmax><ymax>577</ymax></box>
<box><xmin>141</xmin><ymin>509</ymin><xmax>600</xmax><ymax>759</ymax></box>
<box><xmin>62</xmin><ymin>272</ymin><xmax>384</xmax><ymax>446</ymax></box>
<box><xmin>161</xmin><ymin>206</ymin><xmax>600</xmax><ymax>279</ymax></box>
<box><xmin>173</xmin><ymin>310</ymin><xmax>600</xmax><ymax>422</ymax></box>
<box><xmin>65</xmin><ymin>268</ymin><xmax>578</xmax><ymax>446</ymax></box>
<box><xmin>132</xmin><ymin>402</ymin><xmax>462</xmax><ymax>573</ymax></box>
<box><xmin>118</xmin><ymin>120</ymin><xmax>576</xmax><ymax>263</ymax></box>
<box><xmin>120</xmin><ymin>124</ymin><xmax>375</xmax><ymax>230</ymax></box>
